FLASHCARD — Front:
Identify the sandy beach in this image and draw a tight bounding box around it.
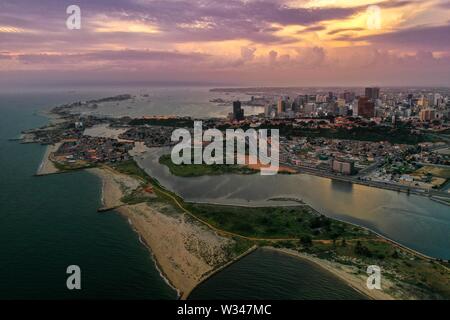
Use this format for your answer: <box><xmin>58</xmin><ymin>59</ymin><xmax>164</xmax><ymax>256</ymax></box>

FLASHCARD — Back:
<box><xmin>88</xmin><ymin>167</ymin><xmax>141</xmax><ymax>208</ymax></box>
<box><xmin>90</xmin><ymin>166</ymin><xmax>239</xmax><ymax>299</ymax></box>
<box><xmin>36</xmin><ymin>142</ymin><xmax>62</xmax><ymax>176</ymax></box>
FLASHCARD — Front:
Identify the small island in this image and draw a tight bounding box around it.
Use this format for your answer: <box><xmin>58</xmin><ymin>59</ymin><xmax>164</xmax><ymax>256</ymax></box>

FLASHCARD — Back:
<box><xmin>158</xmin><ymin>154</ymin><xmax>259</xmax><ymax>177</ymax></box>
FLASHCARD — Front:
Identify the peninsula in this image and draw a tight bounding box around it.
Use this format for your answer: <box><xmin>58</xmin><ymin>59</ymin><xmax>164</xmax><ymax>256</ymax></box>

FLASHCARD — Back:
<box><xmin>23</xmin><ymin>94</ymin><xmax>450</xmax><ymax>300</ymax></box>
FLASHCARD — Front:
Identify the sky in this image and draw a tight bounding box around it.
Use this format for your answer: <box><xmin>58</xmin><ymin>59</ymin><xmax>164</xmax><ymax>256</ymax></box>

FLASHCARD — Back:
<box><xmin>0</xmin><ymin>0</ymin><xmax>449</xmax><ymax>87</ymax></box>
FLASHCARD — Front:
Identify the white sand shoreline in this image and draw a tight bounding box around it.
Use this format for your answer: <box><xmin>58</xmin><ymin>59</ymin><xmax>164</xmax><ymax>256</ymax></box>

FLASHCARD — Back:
<box><xmin>123</xmin><ymin>214</ymin><xmax>181</xmax><ymax>298</ymax></box>
<box><xmin>36</xmin><ymin>143</ymin><xmax>61</xmax><ymax>176</ymax></box>
<box><xmin>89</xmin><ymin>166</ymin><xmax>238</xmax><ymax>299</ymax></box>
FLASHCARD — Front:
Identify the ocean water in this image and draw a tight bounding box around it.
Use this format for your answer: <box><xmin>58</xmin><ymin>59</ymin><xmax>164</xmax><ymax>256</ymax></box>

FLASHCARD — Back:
<box><xmin>190</xmin><ymin>249</ymin><xmax>366</xmax><ymax>300</ymax></box>
<box><xmin>0</xmin><ymin>89</ymin><xmax>365</xmax><ymax>300</ymax></box>
<box><xmin>66</xmin><ymin>86</ymin><xmax>263</xmax><ymax>119</ymax></box>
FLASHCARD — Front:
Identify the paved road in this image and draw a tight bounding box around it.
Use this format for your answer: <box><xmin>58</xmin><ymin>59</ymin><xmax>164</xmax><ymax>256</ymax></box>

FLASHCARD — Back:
<box><xmin>281</xmin><ymin>162</ymin><xmax>450</xmax><ymax>200</ymax></box>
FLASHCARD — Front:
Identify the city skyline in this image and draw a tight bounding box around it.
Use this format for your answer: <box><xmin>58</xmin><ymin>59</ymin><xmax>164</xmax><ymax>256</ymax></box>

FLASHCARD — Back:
<box><xmin>0</xmin><ymin>0</ymin><xmax>449</xmax><ymax>87</ymax></box>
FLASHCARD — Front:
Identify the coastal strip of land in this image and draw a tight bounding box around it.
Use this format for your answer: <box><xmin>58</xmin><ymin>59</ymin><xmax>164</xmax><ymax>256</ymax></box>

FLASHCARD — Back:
<box><xmin>36</xmin><ymin>143</ymin><xmax>61</xmax><ymax>176</ymax></box>
<box><xmin>91</xmin><ymin>164</ymin><xmax>386</xmax><ymax>300</ymax></box>
<box><xmin>88</xmin><ymin>166</ymin><xmax>252</xmax><ymax>299</ymax></box>
<box><xmin>268</xmin><ymin>247</ymin><xmax>393</xmax><ymax>300</ymax></box>
<box><xmin>34</xmin><ymin>141</ymin><xmax>450</xmax><ymax>300</ymax></box>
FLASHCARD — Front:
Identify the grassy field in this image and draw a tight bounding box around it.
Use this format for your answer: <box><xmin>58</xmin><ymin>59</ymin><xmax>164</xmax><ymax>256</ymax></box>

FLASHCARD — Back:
<box><xmin>185</xmin><ymin>203</ymin><xmax>371</xmax><ymax>241</ymax></box>
<box><xmin>53</xmin><ymin>160</ymin><xmax>96</xmax><ymax>171</ymax></box>
<box><xmin>111</xmin><ymin>160</ymin><xmax>151</xmax><ymax>182</ymax></box>
<box><xmin>413</xmin><ymin>166</ymin><xmax>450</xmax><ymax>179</ymax></box>
<box><xmin>159</xmin><ymin>154</ymin><xmax>258</xmax><ymax>177</ymax></box>
<box><xmin>299</xmin><ymin>239</ymin><xmax>450</xmax><ymax>299</ymax></box>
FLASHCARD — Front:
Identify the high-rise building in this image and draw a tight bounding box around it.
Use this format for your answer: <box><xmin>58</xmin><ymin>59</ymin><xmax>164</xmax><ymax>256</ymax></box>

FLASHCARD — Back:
<box><xmin>328</xmin><ymin>91</ymin><xmax>334</xmax><ymax>102</ymax></box>
<box><xmin>343</xmin><ymin>91</ymin><xmax>355</xmax><ymax>103</ymax></box>
<box><xmin>357</xmin><ymin>97</ymin><xmax>375</xmax><ymax>118</ymax></box>
<box><xmin>294</xmin><ymin>95</ymin><xmax>306</xmax><ymax>108</ymax></box>
<box><xmin>419</xmin><ymin>109</ymin><xmax>436</xmax><ymax>122</ymax></box>
<box><xmin>232</xmin><ymin>100</ymin><xmax>244</xmax><ymax>121</ymax></box>
<box><xmin>337</xmin><ymin>98</ymin><xmax>346</xmax><ymax>108</ymax></box>
<box><xmin>418</xmin><ymin>96</ymin><xmax>429</xmax><ymax>108</ymax></box>
<box><xmin>365</xmin><ymin>87</ymin><xmax>380</xmax><ymax>100</ymax></box>
<box><xmin>277</xmin><ymin>98</ymin><xmax>286</xmax><ymax>115</ymax></box>
<box><xmin>264</xmin><ymin>104</ymin><xmax>276</xmax><ymax>118</ymax></box>
<box><xmin>303</xmin><ymin>103</ymin><xmax>315</xmax><ymax>116</ymax></box>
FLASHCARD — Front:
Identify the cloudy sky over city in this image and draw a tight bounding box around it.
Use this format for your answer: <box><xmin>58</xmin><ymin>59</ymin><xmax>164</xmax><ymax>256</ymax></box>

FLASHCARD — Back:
<box><xmin>1</xmin><ymin>0</ymin><xmax>449</xmax><ymax>87</ymax></box>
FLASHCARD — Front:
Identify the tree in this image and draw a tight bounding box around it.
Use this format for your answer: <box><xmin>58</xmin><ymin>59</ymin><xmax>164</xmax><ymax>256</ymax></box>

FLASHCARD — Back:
<box><xmin>300</xmin><ymin>235</ymin><xmax>313</xmax><ymax>247</ymax></box>
<box><xmin>354</xmin><ymin>241</ymin><xmax>372</xmax><ymax>257</ymax></box>
<box><xmin>330</xmin><ymin>232</ymin><xmax>339</xmax><ymax>247</ymax></box>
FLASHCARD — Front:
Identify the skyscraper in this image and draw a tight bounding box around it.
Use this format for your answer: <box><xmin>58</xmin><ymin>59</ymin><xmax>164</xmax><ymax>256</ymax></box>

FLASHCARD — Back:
<box><xmin>419</xmin><ymin>109</ymin><xmax>436</xmax><ymax>122</ymax></box>
<box><xmin>232</xmin><ymin>100</ymin><xmax>244</xmax><ymax>121</ymax></box>
<box><xmin>365</xmin><ymin>87</ymin><xmax>380</xmax><ymax>100</ymax></box>
<box><xmin>343</xmin><ymin>91</ymin><xmax>355</xmax><ymax>103</ymax></box>
<box><xmin>277</xmin><ymin>98</ymin><xmax>286</xmax><ymax>115</ymax></box>
<box><xmin>357</xmin><ymin>97</ymin><xmax>375</xmax><ymax>118</ymax></box>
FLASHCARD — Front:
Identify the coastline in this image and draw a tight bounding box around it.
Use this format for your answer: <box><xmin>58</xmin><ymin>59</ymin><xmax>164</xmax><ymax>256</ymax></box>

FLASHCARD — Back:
<box><xmin>30</xmin><ymin>112</ymin><xmax>257</xmax><ymax>299</ymax></box>
<box><xmin>267</xmin><ymin>247</ymin><xmax>395</xmax><ymax>300</ymax></box>
<box><xmin>28</xmin><ymin>107</ymin><xmax>449</xmax><ymax>300</ymax></box>
<box><xmin>88</xmin><ymin>165</ymin><xmax>409</xmax><ymax>301</ymax></box>
<box><xmin>182</xmin><ymin>245</ymin><xmax>258</xmax><ymax>300</ymax></box>
<box><xmin>35</xmin><ymin>143</ymin><xmax>61</xmax><ymax>176</ymax></box>
<box><xmin>84</xmin><ymin>165</ymin><xmax>397</xmax><ymax>300</ymax></box>
<box><xmin>89</xmin><ymin>166</ymin><xmax>244</xmax><ymax>300</ymax></box>
<box><xmin>34</xmin><ymin>141</ymin><xmax>449</xmax><ymax>300</ymax></box>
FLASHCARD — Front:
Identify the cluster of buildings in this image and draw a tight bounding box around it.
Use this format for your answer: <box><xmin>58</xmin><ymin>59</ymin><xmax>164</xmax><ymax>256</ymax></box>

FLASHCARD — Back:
<box><xmin>54</xmin><ymin>136</ymin><xmax>133</xmax><ymax>164</ymax></box>
<box><xmin>28</xmin><ymin>88</ymin><xmax>449</xmax><ymax>192</ymax></box>
<box><xmin>280</xmin><ymin>137</ymin><xmax>409</xmax><ymax>175</ymax></box>
<box><xmin>247</xmin><ymin>88</ymin><xmax>450</xmax><ymax>126</ymax></box>
<box><xmin>119</xmin><ymin>126</ymin><xmax>175</xmax><ymax>147</ymax></box>
<box><xmin>406</xmin><ymin>143</ymin><xmax>450</xmax><ymax>166</ymax></box>
<box><xmin>258</xmin><ymin>87</ymin><xmax>380</xmax><ymax>119</ymax></box>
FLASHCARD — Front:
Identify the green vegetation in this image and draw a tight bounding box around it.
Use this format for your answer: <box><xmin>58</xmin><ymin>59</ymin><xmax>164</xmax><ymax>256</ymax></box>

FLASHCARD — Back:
<box><xmin>111</xmin><ymin>160</ymin><xmax>151</xmax><ymax>182</ymax></box>
<box><xmin>184</xmin><ymin>203</ymin><xmax>370</xmax><ymax>241</ymax></box>
<box><xmin>384</xmin><ymin>161</ymin><xmax>417</xmax><ymax>175</ymax></box>
<box><xmin>53</xmin><ymin>161</ymin><xmax>96</xmax><ymax>171</ymax></box>
<box><xmin>120</xmin><ymin>187</ymin><xmax>154</xmax><ymax>205</ymax></box>
<box><xmin>301</xmin><ymin>239</ymin><xmax>450</xmax><ymax>299</ymax></box>
<box><xmin>267</xmin><ymin>124</ymin><xmax>441</xmax><ymax>144</ymax></box>
<box><xmin>216</xmin><ymin>122</ymin><xmax>443</xmax><ymax>144</ymax></box>
<box><xmin>159</xmin><ymin>154</ymin><xmax>258</xmax><ymax>177</ymax></box>
<box><xmin>226</xmin><ymin>238</ymin><xmax>255</xmax><ymax>257</ymax></box>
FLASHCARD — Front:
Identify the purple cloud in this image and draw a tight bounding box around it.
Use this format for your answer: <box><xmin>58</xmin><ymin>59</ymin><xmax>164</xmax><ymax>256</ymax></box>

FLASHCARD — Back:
<box><xmin>356</xmin><ymin>24</ymin><xmax>450</xmax><ymax>50</ymax></box>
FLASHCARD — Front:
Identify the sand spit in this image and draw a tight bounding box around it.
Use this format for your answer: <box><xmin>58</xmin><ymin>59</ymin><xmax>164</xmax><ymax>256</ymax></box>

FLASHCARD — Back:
<box><xmin>36</xmin><ymin>143</ymin><xmax>62</xmax><ymax>176</ymax></box>
<box><xmin>91</xmin><ymin>167</ymin><xmax>238</xmax><ymax>298</ymax></box>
